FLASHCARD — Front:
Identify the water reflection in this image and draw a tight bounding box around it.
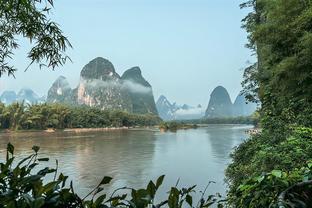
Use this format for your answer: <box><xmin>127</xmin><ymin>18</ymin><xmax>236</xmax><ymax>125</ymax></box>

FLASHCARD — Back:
<box><xmin>205</xmin><ymin>125</ymin><xmax>250</xmax><ymax>161</ymax></box>
<box><xmin>0</xmin><ymin>125</ymin><xmax>252</xmax><ymax>197</ymax></box>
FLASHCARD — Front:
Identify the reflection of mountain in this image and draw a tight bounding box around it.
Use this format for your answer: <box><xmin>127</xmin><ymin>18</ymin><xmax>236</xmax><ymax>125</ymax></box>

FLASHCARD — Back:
<box><xmin>205</xmin><ymin>125</ymin><xmax>249</xmax><ymax>161</ymax></box>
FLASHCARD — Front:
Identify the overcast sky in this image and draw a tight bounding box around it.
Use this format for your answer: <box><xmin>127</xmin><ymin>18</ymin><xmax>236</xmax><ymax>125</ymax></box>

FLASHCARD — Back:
<box><xmin>0</xmin><ymin>0</ymin><xmax>254</xmax><ymax>106</ymax></box>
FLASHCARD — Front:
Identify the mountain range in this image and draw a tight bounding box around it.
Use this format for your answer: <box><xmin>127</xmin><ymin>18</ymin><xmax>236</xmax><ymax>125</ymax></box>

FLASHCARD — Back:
<box><xmin>156</xmin><ymin>95</ymin><xmax>205</xmax><ymax>120</ymax></box>
<box><xmin>204</xmin><ymin>86</ymin><xmax>257</xmax><ymax>118</ymax></box>
<box><xmin>1</xmin><ymin>58</ymin><xmax>257</xmax><ymax>119</ymax></box>
<box><xmin>0</xmin><ymin>88</ymin><xmax>45</xmax><ymax>105</ymax></box>
<box><xmin>156</xmin><ymin>86</ymin><xmax>257</xmax><ymax>120</ymax></box>
<box><xmin>47</xmin><ymin>57</ymin><xmax>158</xmax><ymax>115</ymax></box>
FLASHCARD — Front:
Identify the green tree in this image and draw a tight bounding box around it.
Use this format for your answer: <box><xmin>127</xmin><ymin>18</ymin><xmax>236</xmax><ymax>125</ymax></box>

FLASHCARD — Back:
<box><xmin>0</xmin><ymin>0</ymin><xmax>72</xmax><ymax>77</ymax></box>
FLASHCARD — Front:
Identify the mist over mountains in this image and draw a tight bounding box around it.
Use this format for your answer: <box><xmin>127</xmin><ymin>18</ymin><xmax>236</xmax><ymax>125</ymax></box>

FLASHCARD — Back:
<box><xmin>1</xmin><ymin>57</ymin><xmax>257</xmax><ymax>120</ymax></box>
<box><xmin>156</xmin><ymin>95</ymin><xmax>205</xmax><ymax>120</ymax></box>
<box><xmin>47</xmin><ymin>57</ymin><xmax>158</xmax><ymax>115</ymax></box>
<box><xmin>204</xmin><ymin>86</ymin><xmax>257</xmax><ymax>118</ymax></box>
<box><xmin>156</xmin><ymin>86</ymin><xmax>257</xmax><ymax>121</ymax></box>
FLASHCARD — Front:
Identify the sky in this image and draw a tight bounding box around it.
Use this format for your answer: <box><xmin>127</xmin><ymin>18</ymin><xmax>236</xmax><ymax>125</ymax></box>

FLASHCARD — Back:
<box><xmin>0</xmin><ymin>0</ymin><xmax>254</xmax><ymax>107</ymax></box>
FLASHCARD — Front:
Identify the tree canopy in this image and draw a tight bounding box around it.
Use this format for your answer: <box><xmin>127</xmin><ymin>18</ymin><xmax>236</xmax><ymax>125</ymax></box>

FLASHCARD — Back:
<box><xmin>242</xmin><ymin>0</ymin><xmax>312</xmax><ymax>136</ymax></box>
<box><xmin>0</xmin><ymin>0</ymin><xmax>71</xmax><ymax>77</ymax></box>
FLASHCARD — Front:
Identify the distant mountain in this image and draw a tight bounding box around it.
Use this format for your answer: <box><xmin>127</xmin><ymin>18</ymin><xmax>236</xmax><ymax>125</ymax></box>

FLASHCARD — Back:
<box><xmin>233</xmin><ymin>93</ymin><xmax>257</xmax><ymax>116</ymax></box>
<box><xmin>205</xmin><ymin>86</ymin><xmax>233</xmax><ymax>118</ymax></box>
<box><xmin>156</xmin><ymin>95</ymin><xmax>175</xmax><ymax>120</ymax></box>
<box><xmin>0</xmin><ymin>88</ymin><xmax>45</xmax><ymax>105</ymax></box>
<box><xmin>47</xmin><ymin>76</ymin><xmax>73</xmax><ymax>104</ymax></box>
<box><xmin>0</xmin><ymin>91</ymin><xmax>17</xmax><ymax>105</ymax></box>
<box><xmin>204</xmin><ymin>86</ymin><xmax>257</xmax><ymax>118</ymax></box>
<box><xmin>47</xmin><ymin>57</ymin><xmax>158</xmax><ymax>115</ymax></box>
<box><xmin>121</xmin><ymin>67</ymin><xmax>157</xmax><ymax>114</ymax></box>
<box><xmin>156</xmin><ymin>95</ymin><xmax>204</xmax><ymax>120</ymax></box>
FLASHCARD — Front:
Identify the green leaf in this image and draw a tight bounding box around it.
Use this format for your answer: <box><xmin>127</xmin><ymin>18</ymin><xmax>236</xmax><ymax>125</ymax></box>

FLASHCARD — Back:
<box><xmin>99</xmin><ymin>176</ymin><xmax>113</xmax><ymax>185</ymax></box>
<box><xmin>271</xmin><ymin>170</ymin><xmax>282</xmax><ymax>178</ymax></box>
<box><xmin>7</xmin><ymin>143</ymin><xmax>14</xmax><ymax>154</ymax></box>
<box><xmin>186</xmin><ymin>194</ymin><xmax>193</xmax><ymax>207</ymax></box>
<box><xmin>38</xmin><ymin>158</ymin><xmax>49</xmax><ymax>162</ymax></box>
<box><xmin>95</xmin><ymin>194</ymin><xmax>106</xmax><ymax>206</ymax></box>
<box><xmin>156</xmin><ymin>175</ymin><xmax>165</xmax><ymax>189</ymax></box>
<box><xmin>32</xmin><ymin>197</ymin><xmax>45</xmax><ymax>208</ymax></box>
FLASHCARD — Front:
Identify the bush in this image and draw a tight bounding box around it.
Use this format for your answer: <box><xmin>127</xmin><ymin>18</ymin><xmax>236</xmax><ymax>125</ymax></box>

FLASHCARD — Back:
<box><xmin>226</xmin><ymin>127</ymin><xmax>312</xmax><ymax>206</ymax></box>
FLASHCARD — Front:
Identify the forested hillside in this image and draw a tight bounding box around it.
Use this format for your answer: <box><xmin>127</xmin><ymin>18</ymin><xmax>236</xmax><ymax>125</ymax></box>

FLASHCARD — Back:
<box><xmin>226</xmin><ymin>0</ymin><xmax>312</xmax><ymax>206</ymax></box>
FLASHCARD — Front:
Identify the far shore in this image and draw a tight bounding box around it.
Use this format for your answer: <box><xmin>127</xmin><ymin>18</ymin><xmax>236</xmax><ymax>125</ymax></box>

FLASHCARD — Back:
<box><xmin>0</xmin><ymin>126</ymin><xmax>158</xmax><ymax>134</ymax></box>
<box><xmin>0</xmin><ymin>124</ymin><xmax>256</xmax><ymax>135</ymax></box>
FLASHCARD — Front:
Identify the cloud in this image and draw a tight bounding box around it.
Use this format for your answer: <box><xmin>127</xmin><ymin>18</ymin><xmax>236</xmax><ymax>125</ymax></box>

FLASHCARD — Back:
<box><xmin>81</xmin><ymin>78</ymin><xmax>152</xmax><ymax>94</ymax></box>
<box><xmin>174</xmin><ymin>107</ymin><xmax>205</xmax><ymax>117</ymax></box>
<box><xmin>122</xmin><ymin>80</ymin><xmax>152</xmax><ymax>94</ymax></box>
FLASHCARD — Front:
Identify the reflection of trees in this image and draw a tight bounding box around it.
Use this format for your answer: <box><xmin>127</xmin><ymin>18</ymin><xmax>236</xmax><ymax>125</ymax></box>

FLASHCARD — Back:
<box><xmin>0</xmin><ymin>130</ymin><xmax>156</xmax><ymax>196</ymax></box>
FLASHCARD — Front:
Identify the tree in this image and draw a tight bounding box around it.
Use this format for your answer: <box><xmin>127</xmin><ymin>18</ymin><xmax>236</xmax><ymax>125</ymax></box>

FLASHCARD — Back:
<box><xmin>0</xmin><ymin>0</ymin><xmax>72</xmax><ymax>77</ymax></box>
<box><xmin>241</xmin><ymin>0</ymin><xmax>312</xmax><ymax>136</ymax></box>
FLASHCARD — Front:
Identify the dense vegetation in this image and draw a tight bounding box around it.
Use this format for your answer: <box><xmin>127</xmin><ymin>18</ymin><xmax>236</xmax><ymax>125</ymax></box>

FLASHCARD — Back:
<box><xmin>0</xmin><ymin>143</ymin><xmax>226</xmax><ymax>208</ymax></box>
<box><xmin>159</xmin><ymin>121</ymin><xmax>198</xmax><ymax>132</ymax></box>
<box><xmin>225</xmin><ymin>0</ymin><xmax>312</xmax><ymax>207</ymax></box>
<box><xmin>0</xmin><ymin>102</ymin><xmax>161</xmax><ymax>130</ymax></box>
<box><xmin>184</xmin><ymin>113</ymin><xmax>260</xmax><ymax>126</ymax></box>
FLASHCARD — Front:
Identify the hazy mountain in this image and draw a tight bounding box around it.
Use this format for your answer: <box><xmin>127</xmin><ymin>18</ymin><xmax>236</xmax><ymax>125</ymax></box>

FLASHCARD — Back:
<box><xmin>47</xmin><ymin>76</ymin><xmax>73</xmax><ymax>104</ymax></box>
<box><xmin>0</xmin><ymin>91</ymin><xmax>17</xmax><ymax>105</ymax></box>
<box><xmin>233</xmin><ymin>93</ymin><xmax>257</xmax><ymax>116</ymax></box>
<box><xmin>204</xmin><ymin>86</ymin><xmax>257</xmax><ymax>118</ymax></box>
<box><xmin>205</xmin><ymin>86</ymin><xmax>233</xmax><ymax>118</ymax></box>
<box><xmin>0</xmin><ymin>89</ymin><xmax>45</xmax><ymax>105</ymax></box>
<box><xmin>121</xmin><ymin>67</ymin><xmax>157</xmax><ymax>114</ymax></box>
<box><xmin>156</xmin><ymin>95</ymin><xmax>175</xmax><ymax>120</ymax></box>
<box><xmin>75</xmin><ymin>57</ymin><xmax>132</xmax><ymax>111</ymax></box>
<box><xmin>47</xmin><ymin>57</ymin><xmax>158</xmax><ymax>115</ymax></box>
<box><xmin>156</xmin><ymin>95</ymin><xmax>204</xmax><ymax>120</ymax></box>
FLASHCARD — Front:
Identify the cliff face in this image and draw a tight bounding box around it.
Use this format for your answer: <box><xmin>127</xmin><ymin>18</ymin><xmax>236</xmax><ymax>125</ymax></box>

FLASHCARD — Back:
<box><xmin>47</xmin><ymin>57</ymin><xmax>158</xmax><ymax>114</ymax></box>
<box><xmin>76</xmin><ymin>57</ymin><xmax>132</xmax><ymax>111</ymax></box>
<box><xmin>121</xmin><ymin>67</ymin><xmax>157</xmax><ymax>114</ymax></box>
<box><xmin>205</xmin><ymin>86</ymin><xmax>233</xmax><ymax>118</ymax></box>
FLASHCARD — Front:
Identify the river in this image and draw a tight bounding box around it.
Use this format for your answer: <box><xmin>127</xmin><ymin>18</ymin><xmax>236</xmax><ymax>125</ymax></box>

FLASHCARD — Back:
<box><xmin>0</xmin><ymin>124</ymin><xmax>252</xmax><ymax>201</ymax></box>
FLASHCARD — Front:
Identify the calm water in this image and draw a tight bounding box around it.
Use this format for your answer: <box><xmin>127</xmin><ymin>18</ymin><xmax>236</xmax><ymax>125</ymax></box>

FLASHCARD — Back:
<box><xmin>0</xmin><ymin>125</ymin><xmax>252</xmax><ymax>200</ymax></box>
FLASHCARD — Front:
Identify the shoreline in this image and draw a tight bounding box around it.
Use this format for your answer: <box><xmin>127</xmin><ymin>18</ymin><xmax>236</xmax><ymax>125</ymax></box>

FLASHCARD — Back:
<box><xmin>0</xmin><ymin>124</ymin><xmax>256</xmax><ymax>135</ymax></box>
<box><xmin>0</xmin><ymin>126</ymin><xmax>158</xmax><ymax>134</ymax></box>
